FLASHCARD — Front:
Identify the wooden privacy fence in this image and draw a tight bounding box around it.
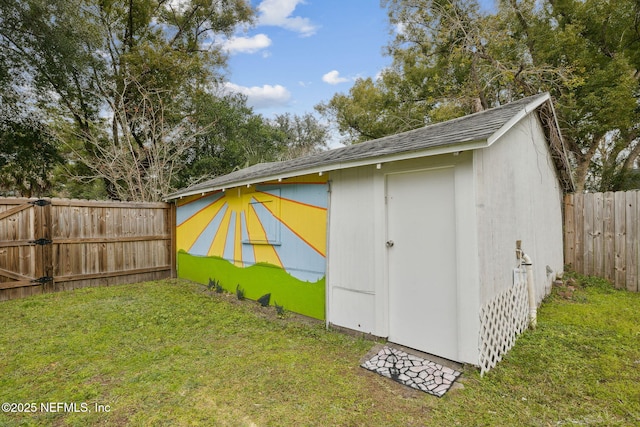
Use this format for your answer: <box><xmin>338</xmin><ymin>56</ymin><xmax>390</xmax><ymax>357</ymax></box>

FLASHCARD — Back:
<box><xmin>564</xmin><ymin>191</ymin><xmax>640</xmax><ymax>292</ymax></box>
<box><xmin>0</xmin><ymin>197</ymin><xmax>175</xmax><ymax>301</ymax></box>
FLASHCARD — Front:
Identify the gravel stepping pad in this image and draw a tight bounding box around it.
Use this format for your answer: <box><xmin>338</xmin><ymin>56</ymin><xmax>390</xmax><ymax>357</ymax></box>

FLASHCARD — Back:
<box><xmin>361</xmin><ymin>345</ymin><xmax>461</xmax><ymax>397</ymax></box>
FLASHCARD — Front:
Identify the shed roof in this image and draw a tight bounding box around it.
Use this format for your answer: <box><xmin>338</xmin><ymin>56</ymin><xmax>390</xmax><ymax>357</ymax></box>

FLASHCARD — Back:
<box><xmin>167</xmin><ymin>92</ymin><xmax>573</xmax><ymax>200</ymax></box>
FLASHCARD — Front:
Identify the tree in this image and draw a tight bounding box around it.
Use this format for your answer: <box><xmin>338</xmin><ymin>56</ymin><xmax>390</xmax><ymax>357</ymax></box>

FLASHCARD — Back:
<box><xmin>271</xmin><ymin>112</ymin><xmax>329</xmax><ymax>159</ymax></box>
<box><xmin>0</xmin><ymin>0</ymin><xmax>254</xmax><ymax>201</ymax></box>
<box><xmin>0</xmin><ymin>118</ymin><xmax>62</xmax><ymax>197</ymax></box>
<box><xmin>317</xmin><ymin>0</ymin><xmax>531</xmax><ymax>144</ymax></box>
<box><xmin>174</xmin><ymin>92</ymin><xmax>288</xmax><ymax>189</ymax></box>
<box><xmin>316</xmin><ymin>76</ymin><xmax>432</xmax><ymax>144</ymax></box>
<box><xmin>61</xmin><ymin>75</ymin><xmax>208</xmax><ymax>201</ymax></box>
<box><xmin>174</xmin><ymin>96</ymin><xmax>331</xmax><ymax>189</ymax></box>
<box><xmin>318</xmin><ymin>0</ymin><xmax>640</xmax><ymax>191</ymax></box>
<box><xmin>536</xmin><ymin>0</ymin><xmax>640</xmax><ymax>191</ymax></box>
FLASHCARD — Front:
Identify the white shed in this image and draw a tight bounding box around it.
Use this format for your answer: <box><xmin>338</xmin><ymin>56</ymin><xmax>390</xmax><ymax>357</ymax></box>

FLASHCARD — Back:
<box><xmin>167</xmin><ymin>93</ymin><xmax>573</xmax><ymax>372</ymax></box>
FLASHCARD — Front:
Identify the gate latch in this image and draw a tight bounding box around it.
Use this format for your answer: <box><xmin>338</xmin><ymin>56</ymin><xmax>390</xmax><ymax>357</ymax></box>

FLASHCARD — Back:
<box><xmin>32</xmin><ymin>276</ymin><xmax>53</xmax><ymax>284</ymax></box>
<box><xmin>29</xmin><ymin>238</ymin><xmax>53</xmax><ymax>245</ymax></box>
<box><xmin>28</xmin><ymin>199</ymin><xmax>51</xmax><ymax>207</ymax></box>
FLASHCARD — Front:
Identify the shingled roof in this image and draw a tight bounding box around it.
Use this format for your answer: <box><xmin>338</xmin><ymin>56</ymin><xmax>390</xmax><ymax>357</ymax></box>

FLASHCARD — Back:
<box><xmin>166</xmin><ymin>92</ymin><xmax>573</xmax><ymax>200</ymax></box>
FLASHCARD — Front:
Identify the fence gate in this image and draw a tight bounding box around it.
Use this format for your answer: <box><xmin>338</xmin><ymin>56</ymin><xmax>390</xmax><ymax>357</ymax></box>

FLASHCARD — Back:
<box><xmin>0</xmin><ymin>199</ymin><xmax>53</xmax><ymax>294</ymax></box>
<box><xmin>1</xmin><ymin>197</ymin><xmax>175</xmax><ymax>302</ymax></box>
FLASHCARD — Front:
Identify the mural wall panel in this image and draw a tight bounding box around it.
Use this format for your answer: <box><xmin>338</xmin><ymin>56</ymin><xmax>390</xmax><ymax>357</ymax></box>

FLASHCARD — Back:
<box><xmin>176</xmin><ymin>175</ymin><xmax>328</xmax><ymax>319</ymax></box>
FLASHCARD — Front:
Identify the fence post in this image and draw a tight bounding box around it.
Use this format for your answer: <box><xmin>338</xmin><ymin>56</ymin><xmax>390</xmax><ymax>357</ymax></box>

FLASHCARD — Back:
<box><xmin>603</xmin><ymin>192</ymin><xmax>615</xmax><ymax>282</ymax></box>
<box><xmin>593</xmin><ymin>192</ymin><xmax>604</xmax><ymax>277</ymax></box>
<box><xmin>43</xmin><ymin>200</ymin><xmax>54</xmax><ymax>291</ymax></box>
<box><xmin>564</xmin><ymin>193</ymin><xmax>575</xmax><ymax>268</ymax></box>
<box><xmin>169</xmin><ymin>202</ymin><xmax>177</xmax><ymax>278</ymax></box>
<box><xmin>574</xmin><ymin>193</ymin><xmax>584</xmax><ymax>273</ymax></box>
<box><xmin>614</xmin><ymin>192</ymin><xmax>627</xmax><ymax>288</ymax></box>
<box><xmin>584</xmin><ymin>192</ymin><xmax>594</xmax><ymax>276</ymax></box>
<box><xmin>32</xmin><ymin>198</ymin><xmax>54</xmax><ymax>292</ymax></box>
<box><xmin>625</xmin><ymin>191</ymin><xmax>638</xmax><ymax>291</ymax></box>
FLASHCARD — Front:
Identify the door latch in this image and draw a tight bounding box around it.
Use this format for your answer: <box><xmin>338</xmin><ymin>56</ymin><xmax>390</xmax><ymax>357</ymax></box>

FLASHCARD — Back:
<box><xmin>29</xmin><ymin>238</ymin><xmax>53</xmax><ymax>246</ymax></box>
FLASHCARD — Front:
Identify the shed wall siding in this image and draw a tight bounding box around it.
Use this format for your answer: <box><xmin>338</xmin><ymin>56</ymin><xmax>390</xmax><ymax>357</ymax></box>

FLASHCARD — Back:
<box><xmin>328</xmin><ymin>154</ymin><xmax>480</xmax><ymax>365</ymax></box>
<box><xmin>327</xmin><ymin>166</ymin><xmax>380</xmax><ymax>334</ymax></box>
<box><xmin>475</xmin><ymin>113</ymin><xmax>564</xmax><ymax>306</ymax></box>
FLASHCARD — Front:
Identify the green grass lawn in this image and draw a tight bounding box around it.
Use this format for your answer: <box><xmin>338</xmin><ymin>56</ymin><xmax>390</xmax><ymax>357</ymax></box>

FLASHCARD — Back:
<box><xmin>0</xmin><ymin>275</ymin><xmax>638</xmax><ymax>426</ymax></box>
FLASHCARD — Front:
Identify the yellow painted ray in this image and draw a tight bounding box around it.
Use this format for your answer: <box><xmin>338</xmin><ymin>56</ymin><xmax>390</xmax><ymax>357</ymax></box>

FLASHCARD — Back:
<box><xmin>176</xmin><ymin>197</ymin><xmax>226</xmax><ymax>252</ymax></box>
<box><xmin>208</xmin><ymin>205</ymin><xmax>231</xmax><ymax>257</ymax></box>
<box><xmin>253</xmin><ymin>192</ymin><xmax>326</xmax><ymax>256</ymax></box>
<box><xmin>206</xmin><ymin>189</ymin><xmax>245</xmax><ymax>257</ymax></box>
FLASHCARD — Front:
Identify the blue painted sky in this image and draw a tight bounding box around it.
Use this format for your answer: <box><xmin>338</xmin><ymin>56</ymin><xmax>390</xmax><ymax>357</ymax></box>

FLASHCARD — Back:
<box><xmin>220</xmin><ymin>0</ymin><xmax>495</xmax><ymax>119</ymax></box>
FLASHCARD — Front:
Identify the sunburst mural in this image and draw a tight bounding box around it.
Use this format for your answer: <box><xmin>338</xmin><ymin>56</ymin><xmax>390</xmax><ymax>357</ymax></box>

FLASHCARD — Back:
<box><xmin>175</xmin><ymin>175</ymin><xmax>328</xmax><ymax>319</ymax></box>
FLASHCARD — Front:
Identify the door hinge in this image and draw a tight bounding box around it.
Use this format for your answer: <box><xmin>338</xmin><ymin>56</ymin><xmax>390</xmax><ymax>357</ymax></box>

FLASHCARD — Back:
<box><xmin>29</xmin><ymin>238</ymin><xmax>53</xmax><ymax>246</ymax></box>
<box><xmin>29</xmin><ymin>199</ymin><xmax>51</xmax><ymax>207</ymax></box>
<box><xmin>32</xmin><ymin>276</ymin><xmax>54</xmax><ymax>284</ymax></box>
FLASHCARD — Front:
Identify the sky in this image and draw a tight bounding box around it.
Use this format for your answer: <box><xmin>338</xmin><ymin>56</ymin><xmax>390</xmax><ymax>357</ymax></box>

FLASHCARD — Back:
<box><xmin>219</xmin><ymin>0</ymin><xmax>394</xmax><ymax>119</ymax></box>
<box><xmin>217</xmin><ymin>0</ymin><xmax>495</xmax><ymax>125</ymax></box>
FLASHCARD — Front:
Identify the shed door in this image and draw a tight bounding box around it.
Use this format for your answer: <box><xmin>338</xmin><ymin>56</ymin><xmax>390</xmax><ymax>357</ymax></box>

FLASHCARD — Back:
<box><xmin>386</xmin><ymin>167</ymin><xmax>458</xmax><ymax>360</ymax></box>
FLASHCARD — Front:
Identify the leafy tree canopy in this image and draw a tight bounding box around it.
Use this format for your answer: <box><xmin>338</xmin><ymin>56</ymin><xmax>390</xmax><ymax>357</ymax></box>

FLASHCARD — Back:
<box><xmin>1</xmin><ymin>0</ymin><xmax>253</xmax><ymax>201</ymax></box>
<box><xmin>317</xmin><ymin>0</ymin><xmax>640</xmax><ymax>191</ymax></box>
<box><xmin>0</xmin><ymin>117</ymin><xmax>62</xmax><ymax>197</ymax></box>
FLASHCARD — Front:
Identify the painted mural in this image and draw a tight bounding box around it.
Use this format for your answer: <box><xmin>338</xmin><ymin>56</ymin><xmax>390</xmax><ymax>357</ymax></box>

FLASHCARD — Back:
<box><xmin>176</xmin><ymin>174</ymin><xmax>328</xmax><ymax>319</ymax></box>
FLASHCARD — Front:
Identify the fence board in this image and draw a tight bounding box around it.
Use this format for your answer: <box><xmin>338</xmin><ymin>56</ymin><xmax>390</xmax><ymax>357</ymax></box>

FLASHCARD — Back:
<box><xmin>563</xmin><ymin>194</ymin><xmax>575</xmax><ymax>267</ymax></box>
<box><xmin>583</xmin><ymin>193</ymin><xmax>595</xmax><ymax>276</ymax></box>
<box><xmin>614</xmin><ymin>192</ymin><xmax>627</xmax><ymax>288</ymax></box>
<box><xmin>603</xmin><ymin>192</ymin><xmax>615</xmax><ymax>282</ymax></box>
<box><xmin>574</xmin><ymin>193</ymin><xmax>584</xmax><ymax>273</ymax></box>
<box><xmin>0</xmin><ymin>197</ymin><xmax>175</xmax><ymax>301</ymax></box>
<box><xmin>635</xmin><ymin>196</ymin><xmax>640</xmax><ymax>292</ymax></box>
<box><xmin>627</xmin><ymin>192</ymin><xmax>638</xmax><ymax>292</ymax></box>
<box><xmin>592</xmin><ymin>193</ymin><xmax>604</xmax><ymax>277</ymax></box>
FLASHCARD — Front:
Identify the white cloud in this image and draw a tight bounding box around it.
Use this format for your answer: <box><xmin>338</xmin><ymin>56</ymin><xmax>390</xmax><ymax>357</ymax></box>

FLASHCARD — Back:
<box><xmin>223</xmin><ymin>34</ymin><xmax>272</xmax><ymax>54</ymax></box>
<box><xmin>257</xmin><ymin>0</ymin><xmax>319</xmax><ymax>37</ymax></box>
<box><xmin>164</xmin><ymin>0</ymin><xmax>191</xmax><ymax>13</ymax></box>
<box><xmin>322</xmin><ymin>70</ymin><xmax>349</xmax><ymax>85</ymax></box>
<box><xmin>394</xmin><ymin>22</ymin><xmax>407</xmax><ymax>36</ymax></box>
<box><xmin>223</xmin><ymin>82</ymin><xmax>291</xmax><ymax>109</ymax></box>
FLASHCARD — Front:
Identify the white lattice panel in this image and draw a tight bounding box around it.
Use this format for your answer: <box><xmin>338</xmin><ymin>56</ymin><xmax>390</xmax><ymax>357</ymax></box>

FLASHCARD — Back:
<box><xmin>478</xmin><ymin>274</ymin><xmax>529</xmax><ymax>375</ymax></box>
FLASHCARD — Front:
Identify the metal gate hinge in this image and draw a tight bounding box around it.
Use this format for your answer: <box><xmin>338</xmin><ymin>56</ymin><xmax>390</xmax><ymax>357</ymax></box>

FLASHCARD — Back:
<box><xmin>31</xmin><ymin>276</ymin><xmax>53</xmax><ymax>284</ymax></box>
<box><xmin>29</xmin><ymin>238</ymin><xmax>53</xmax><ymax>245</ymax></box>
<box><xmin>29</xmin><ymin>199</ymin><xmax>51</xmax><ymax>207</ymax></box>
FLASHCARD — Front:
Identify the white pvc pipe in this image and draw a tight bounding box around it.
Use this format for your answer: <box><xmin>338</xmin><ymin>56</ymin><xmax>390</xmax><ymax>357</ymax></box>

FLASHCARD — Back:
<box><xmin>522</xmin><ymin>253</ymin><xmax>537</xmax><ymax>329</ymax></box>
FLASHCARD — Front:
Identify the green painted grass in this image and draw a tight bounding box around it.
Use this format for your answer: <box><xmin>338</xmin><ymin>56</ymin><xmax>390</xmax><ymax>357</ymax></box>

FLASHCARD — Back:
<box><xmin>177</xmin><ymin>251</ymin><xmax>325</xmax><ymax>320</ymax></box>
<box><xmin>0</xmin><ymin>274</ymin><xmax>638</xmax><ymax>426</ymax></box>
